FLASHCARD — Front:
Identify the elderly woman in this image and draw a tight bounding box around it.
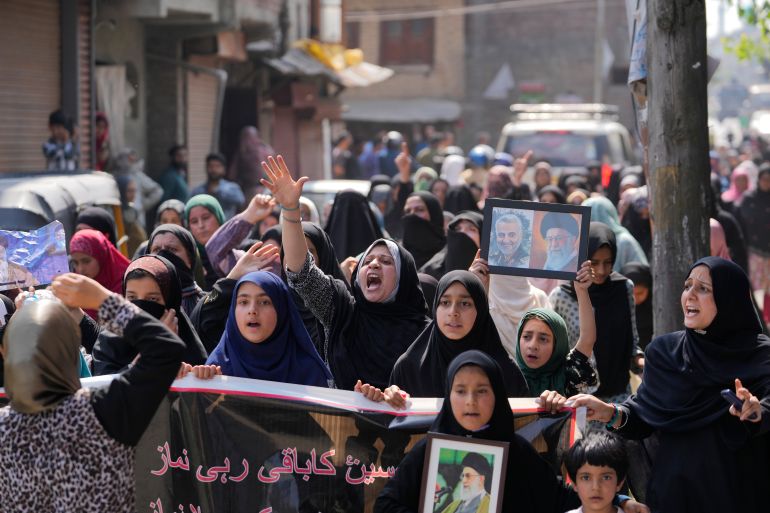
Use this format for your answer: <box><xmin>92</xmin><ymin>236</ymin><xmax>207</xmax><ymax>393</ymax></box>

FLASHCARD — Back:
<box><xmin>571</xmin><ymin>257</ymin><xmax>770</xmax><ymax>512</ymax></box>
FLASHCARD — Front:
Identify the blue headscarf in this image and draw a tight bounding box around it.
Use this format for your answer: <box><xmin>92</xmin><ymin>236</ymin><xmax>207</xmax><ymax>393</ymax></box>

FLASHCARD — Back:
<box><xmin>206</xmin><ymin>271</ymin><xmax>332</xmax><ymax>387</ymax></box>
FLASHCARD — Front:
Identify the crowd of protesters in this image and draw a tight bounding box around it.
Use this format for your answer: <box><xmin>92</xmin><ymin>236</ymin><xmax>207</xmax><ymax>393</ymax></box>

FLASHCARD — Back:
<box><xmin>1</xmin><ymin>119</ymin><xmax>769</xmax><ymax>513</ymax></box>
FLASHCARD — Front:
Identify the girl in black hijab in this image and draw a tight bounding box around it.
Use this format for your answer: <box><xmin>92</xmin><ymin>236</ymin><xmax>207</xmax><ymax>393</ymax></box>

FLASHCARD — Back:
<box><xmin>146</xmin><ymin>224</ymin><xmax>205</xmax><ymax>316</ymax></box>
<box><xmin>402</xmin><ymin>191</ymin><xmax>447</xmax><ymax>269</ymax></box>
<box><xmin>420</xmin><ymin>211</ymin><xmax>482</xmax><ymax>280</ymax></box>
<box><xmin>443</xmin><ymin>184</ymin><xmax>480</xmax><ymax>214</ymax></box>
<box><xmin>264</xmin><ymin>155</ymin><xmax>430</xmax><ymax>391</ymax></box>
<box><xmin>620</xmin><ymin>261</ymin><xmax>653</xmax><ymax>351</ymax></box>
<box><xmin>375</xmin><ymin>350</ymin><xmax>581</xmax><ymax>513</ymax></box>
<box><xmin>92</xmin><ymin>254</ymin><xmax>207</xmax><ymax>374</ymax></box>
<box><xmin>75</xmin><ymin>206</ymin><xmax>118</xmax><ymax>246</ymax></box>
<box><xmin>389</xmin><ymin>271</ymin><xmax>529</xmax><ymax>398</ymax></box>
<box><xmin>570</xmin><ymin>257</ymin><xmax>770</xmax><ymax>513</ymax></box>
<box><xmin>549</xmin><ymin>222</ymin><xmax>642</xmax><ymax>401</ymax></box>
<box><xmin>324</xmin><ymin>190</ymin><xmax>384</xmax><ymax>260</ymax></box>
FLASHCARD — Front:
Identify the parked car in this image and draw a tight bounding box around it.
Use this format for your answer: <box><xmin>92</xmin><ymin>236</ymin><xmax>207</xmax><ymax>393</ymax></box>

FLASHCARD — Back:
<box><xmin>301</xmin><ymin>179</ymin><xmax>371</xmax><ymax>224</ymax></box>
<box><xmin>497</xmin><ymin>103</ymin><xmax>638</xmax><ymax>185</ymax></box>
<box><xmin>0</xmin><ymin>171</ymin><xmax>127</xmax><ymax>255</ymax></box>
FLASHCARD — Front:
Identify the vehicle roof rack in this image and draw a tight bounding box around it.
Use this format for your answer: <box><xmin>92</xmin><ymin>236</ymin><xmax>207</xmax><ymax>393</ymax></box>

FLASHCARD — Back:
<box><xmin>509</xmin><ymin>103</ymin><xmax>619</xmax><ymax>121</ymax></box>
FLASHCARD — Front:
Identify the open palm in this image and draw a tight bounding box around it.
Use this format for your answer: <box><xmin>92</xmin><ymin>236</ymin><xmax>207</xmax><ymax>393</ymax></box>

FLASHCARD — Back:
<box><xmin>260</xmin><ymin>155</ymin><xmax>308</xmax><ymax>208</ymax></box>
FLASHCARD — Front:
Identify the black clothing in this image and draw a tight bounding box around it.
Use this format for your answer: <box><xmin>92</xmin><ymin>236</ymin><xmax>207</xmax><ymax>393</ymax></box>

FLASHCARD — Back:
<box><xmin>561</xmin><ymin>222</ymin><xmax>635</xmax><ymax>397</ymax></box>
<box><xmin>375</xmin><ymin>350</ymin><xmax>578</xmax><ymax>513</ymax></box>
<box><xmin>419</xmin><ymin>212</ymin><xmax>482</xmax><ymax>280</ymax></box>
<box><xmin>330</xmin><ymin>240</ymin><xmax>429</xmax><ymax>390</ymax></box>
<box><xmin>715</xmin><ymin>208</ymin><xmax>749</xmax><ymax>273</ymax></box>
<box><xmin>506</xmin><ymin>182</ymin><xmax>533</xmax><ymax>201</ymax></box>
<box><xmin>190</xmin><ymin>278</ymin><xmax>236</xmax><ymax>354</ymax></box>
<box><xmin>390</xmin><ymin>271</ymin><xmax>529</xmax><ymax>398</ymax></box>
<box><xmin>621</xmin><ymin>261</ymin><xmax>653</xmax><ymax>350</ymax></box>
<box><xmin>91</xmin><ymin>305</ymin><xmax>185</xmax><ymax>446</ymax></box>
<box><xmin>738</xmin><ymin>186</ymin><xmax>770</xmax><ymax>254</ymax></box>
<box><xmin>537</xmin><ymin>185</ymin><xmax>566</xmax><ymax>204</ymax></box>
<box><xmin>444</xmin><ymin>185</ymin><xmax>479</xmax><ymax>214</ymax></box>
<box><xmin>615</xmin><ymin>257</ymin><xmax>770</xmax><ymax>513</ymax></box>
<box><xmin>417</xmin><ymin>273</ymin><xmax>439</xmax><ymax>317</ymax></box>
<box><xmin>401</xmin><ymin>192</ymin><xmax>446</xmax><ymax>269</ymax></box>
<box><xmin>621</xmin><ymin>206</ymin><xmax>652</xmax><ymax>260</ymax></box>
<box><xmin>325</xmin><ymin>190</ymin><xmax>383</xmax><ymax>259</ymax></box>
<box><xmin>384</xmin><ymin>178</ymin><xmax>414</xmax><ymax>240</ymax></box>
<box><xmin>92</xmin><ymin>255</ymin><xmax>207</xmax><ymax>373</ymax></box>
<box><xmin>76</xmin><ymin>207</ymin><xmax>117</xmax><ymax>245</ymax></box>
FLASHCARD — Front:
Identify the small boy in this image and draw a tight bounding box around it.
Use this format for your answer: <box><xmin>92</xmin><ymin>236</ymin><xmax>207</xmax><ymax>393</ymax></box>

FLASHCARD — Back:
<box><xmin>42</xmin><ymin>109</ymin><xmax>79</xmax><ymax>171</ymax></box>
<box><xmin>564</xmin><ymin>430</ymin><xmax>629</xmax><ymax>513</ymax></box>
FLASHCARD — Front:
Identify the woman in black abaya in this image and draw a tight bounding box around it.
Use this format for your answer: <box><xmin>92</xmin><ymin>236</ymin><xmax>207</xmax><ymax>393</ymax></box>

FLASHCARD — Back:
<box><xmin>401</xmin><ymin>191</ymin><xmax>446</xmax><ymax>269</ymax></box>
<box><xmin>389</xmin><ymin>271</ymin><xmax>528</xmax><ymax>398</ymax></box>
<box><xmin>324</xmin><ymin>190</ymin><xmax>383</xmax><ymax>259</ymax></box>
<box><xmin>419</xmin><ymin>211</ymin><xmax>482</xmax><ymax>281</ymax></box>
<box><xmin>571</xmin><ymin>257</ymin><xmax>770</xmax><ymax>513</ymax></box>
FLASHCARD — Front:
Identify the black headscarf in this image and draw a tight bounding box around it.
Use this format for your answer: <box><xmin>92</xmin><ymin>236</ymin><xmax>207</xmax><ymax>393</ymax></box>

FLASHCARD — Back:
<box><xmin>147</xmin><ymin>224</ymin><xmax>205</xmax><ymax>315</ymax></box>
<box><xmin>328</xmin><ymin>239</ymin><xmax>430</xmax><ymax>390</ymax></box>
<box><xmin>391</xmin><ymin>271</ymin><xmax>529</xmax><ymax>398</ymax></box>
<box><xmin>92</xmin><ymin>255</ymin><xmax>207</xmax><ymax>374</ymax></box>
<box><xmin>537</xmin><ymin>185</ymin><xmax>567</xmax><ymax>204</ymax></box>
<box><xmin>376</xmin><ymin>349</ymin><xmax>581</xmax><ymax>513</ymax></box>
<box><xmin>631</xmin><ymin>257</ymin><xmax>770</xmax><ymax>432</ymax></box>
<box><xmin>76</xmin><ymin>207</ymin><xmax>117</xmax><ymax>246</ymax></box>
<box><xmin>419</xmin><ymin>211</ymin><xmax>482</xmax><ymax>280</ymax></box>
<box><xmin>324</xmin><ymin>190</ymin><xmax>383</xmax><ymax>259</ymax></box>
<box><xmin>402</xmin><ymin>191</ymin><xmax>447</xmax><ymax>269</ymax></box>
<box><xmin>281</xmin><ymin>222</ymin><xmax>347</xmax><ymax>359</ymax></box>
<box><xmin>261</xmin><ymin>225</ymin><xmax>283</xmax><ymax>246</ymax></box>
<box><xmin>621</xmin><ymin>261</ymin><xmax>653</xmax><ymax>350</ymax></box>
<box><xmin>444</xmin><ymin>185</ymin><xmax>480</xmax><ymax>214</ymax></box>
<box><xmin>561</xmin><ymin>222</ymin><xmax>634</xmax><ymax>397</ymax></box>
<box><xmin>417</xmin><ymin>273</ymin><xmax>439</xmax><ymax>315</ymax></box>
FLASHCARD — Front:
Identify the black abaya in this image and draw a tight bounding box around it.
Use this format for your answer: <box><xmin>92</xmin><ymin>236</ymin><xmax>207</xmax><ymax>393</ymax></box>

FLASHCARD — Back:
<box><xmin>390</xmin><ymin>271</ymin><xmax>528</xmax><ymax>398</ymax></box>
<box><xmin>375</xmin><ymin>350</ymin><xmax>579</xmax><ymax>513</ymax></box>
<box><xmin>324</xmin><ymin>190</ymin><xmax>383</xmax><ymax>259</ymax></box>
<box><xmin>401</xmin><ymin>191</ymin><xmax>446</xmax><ymax>269</ymax></box>
<box><xmin>419</xmin><ymin>211</ymin><xmax>482</xmax><ymax>280</ymax></box>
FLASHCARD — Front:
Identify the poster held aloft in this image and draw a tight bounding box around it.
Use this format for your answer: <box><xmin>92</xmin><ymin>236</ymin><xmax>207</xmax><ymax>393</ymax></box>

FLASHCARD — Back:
<box><xmin>480</xmin><ymin>199</ymin><xmax>591</xmax><ymax>281</ymax></box>
<box><xmin>0</xmin><ymin>221</ymin><xmax>69</xmax><ymax>291</ymax></box>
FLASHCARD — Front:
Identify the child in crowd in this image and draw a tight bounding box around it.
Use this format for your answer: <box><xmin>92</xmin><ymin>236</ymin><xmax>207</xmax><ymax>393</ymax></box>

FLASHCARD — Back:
<box><xmin>564</xmin><ymin>430</ymin><xmax>629</xmax><ymax>513</ymax></box>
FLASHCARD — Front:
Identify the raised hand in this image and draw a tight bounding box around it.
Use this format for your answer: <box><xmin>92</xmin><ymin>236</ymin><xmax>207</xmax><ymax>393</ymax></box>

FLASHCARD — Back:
<box><xmin>395</xmin><ymin>142</ymin><xmax>412</xmax><ymax>183</ymax></box>
<box><xmin>513</xmin><ymin>150</ymin><xmax>533</xmax><ymax>184</ymax></box>
<box><xmin>260</xmin><ymin>155</ymin><xmax>308</xmax><ymax>210</ymax></box>
<box><xmin>243</xmin><ymin>194</ymin><xmax>277</xmax><ymax>224</ymax></box>
<box><xmin>160</xmin><ymin>308</ymin><xmax>179</xmax><ymax>335</ymax></box>
<box><xmin>227</xmin><ymin>241</ymin><xmax>281</xmax><ymax>280</ymax></box>
<box><xmin>573</xmin><ymin>260</ymin><xmax>595</xmax><ymax>292</ymax></box>
<box><xmin>51</xmin><ymin>273</ymin><xmax>111</xmax><ymax>311</ymax></box>
<box><xmin>730</xmin><ymin>378</ymin><xmax>762</xmax><ymax>422</ymax></box>
<box><xmin>468</xmin><ymin>250</ymin><xmax>490</xmax><ymax>291</ymax></box>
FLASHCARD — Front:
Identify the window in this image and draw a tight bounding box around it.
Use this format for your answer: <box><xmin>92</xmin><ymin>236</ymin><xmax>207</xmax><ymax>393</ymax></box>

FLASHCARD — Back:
<box><xmin>379</xmin><ymin>18</ymin><xmax>434</xmax><ymax>66</ymax></box>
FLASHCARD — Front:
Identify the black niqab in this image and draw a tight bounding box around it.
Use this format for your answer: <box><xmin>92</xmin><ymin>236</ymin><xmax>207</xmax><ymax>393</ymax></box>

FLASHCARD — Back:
<box><xmin>390</xmin><ymin>272</ymin><xmax>529</xmax><ymax>398</ymax></box>
<box><xmin>561</xmin><ymin>222</ymin><xmax>634</xmax><ymax>397</ymax></box>
<box><xmin>419</xmin><ymin>211</ymin><xmax>482</xmax><ymax>280</ymax></box>
<box><xmin>324</xmin><ymin>190</ymin><xmax>383</xmax><ymax>259</ymax></box>
<box><xmin>402</xmin><ymin>191</ymin><xmax>446</xmax><ymax>269</ymax></box>
<box><xmin>329</xmin><ymin>239</ymin><xmax>430</xmax><ymax>390</ymax></box>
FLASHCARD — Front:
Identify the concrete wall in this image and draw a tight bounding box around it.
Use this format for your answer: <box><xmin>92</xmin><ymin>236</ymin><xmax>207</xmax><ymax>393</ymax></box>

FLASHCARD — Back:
<box><xmin>343</xmin><ymin>0</ymin><xmax>465</xmax><ymax>101</ymax></box>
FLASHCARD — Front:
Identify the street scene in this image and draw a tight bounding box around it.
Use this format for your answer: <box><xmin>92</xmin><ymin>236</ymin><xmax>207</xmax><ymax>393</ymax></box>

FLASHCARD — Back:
<box><xmin>1</xmin><ymin>0</ymin><xmax>769</xmax><ymax>512</ymax></box>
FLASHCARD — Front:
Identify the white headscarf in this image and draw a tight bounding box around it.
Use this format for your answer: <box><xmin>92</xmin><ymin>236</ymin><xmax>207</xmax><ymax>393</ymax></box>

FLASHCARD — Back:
<box><xmin>488</xmin><ymin>274</ymin><xmax>551</xmax><ymax>359</ymax></box>
<box><xmin>441</xmin><ymin>155</ymin><xmax>466</xmax><ymax>186</ymax></box>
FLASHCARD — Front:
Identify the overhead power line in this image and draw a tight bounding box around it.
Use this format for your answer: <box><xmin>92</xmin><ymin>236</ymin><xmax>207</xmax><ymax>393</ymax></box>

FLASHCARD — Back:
<box><xmin>345</xmin><ymin>0</ymin><xmax>599</xmax><ymax>22</ymax></box>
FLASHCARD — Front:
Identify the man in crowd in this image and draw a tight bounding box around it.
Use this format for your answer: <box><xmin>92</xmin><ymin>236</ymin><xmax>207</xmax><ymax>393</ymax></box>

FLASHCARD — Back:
<box><xmin>191</xmin><ymin>153</ymin><xmax>245</xmax><ymax>219</ymax></box>
<box><xmin>159</xmin><ymin>144</ymin><xmax>190</xmax><ymax>203</ymax></box>
<box><xmin>42</xmin><ymin>110</ymin><xmax>79</xmax><ymax>171</ymax></box>
<box><xmin>332</xmin><ymin>131</ymin><xmax>361</xmax><ymax>180</ymax></box>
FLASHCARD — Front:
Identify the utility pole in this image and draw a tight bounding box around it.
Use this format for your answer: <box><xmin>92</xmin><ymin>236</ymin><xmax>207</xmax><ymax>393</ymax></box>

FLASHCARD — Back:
<box><xmin>593</xmin><ymin>0</ymin><xmax>606</xmax><ymax>103</ymax></box>
<box><xmin>647</xmin><ymin>0</ymin><xmax>711</xmax><ymax>335</ymax></box>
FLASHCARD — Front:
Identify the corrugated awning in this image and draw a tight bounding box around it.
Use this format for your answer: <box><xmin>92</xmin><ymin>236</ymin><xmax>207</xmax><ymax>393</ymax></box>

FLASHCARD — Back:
<box><xmin>263</xmin><ymin>48</ymin><xmax>342</xmax><ymax>85</ymax></box>
<box><xmin>342</xmin><ymin>98</ymin><xmax>462</xmax><ymax>123</ymax></box>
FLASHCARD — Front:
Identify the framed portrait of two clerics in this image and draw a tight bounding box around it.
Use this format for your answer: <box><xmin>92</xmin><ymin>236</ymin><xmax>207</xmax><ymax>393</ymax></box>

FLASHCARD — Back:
<box><xmin>418</xmin><ymin>433</ymin><xmax>509</xmax><ymax>513</ymax></box>
<box><xmin>480</xmin><ymin>199</ymin><xmax>592</xmax><ymax>281</ymax></box>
